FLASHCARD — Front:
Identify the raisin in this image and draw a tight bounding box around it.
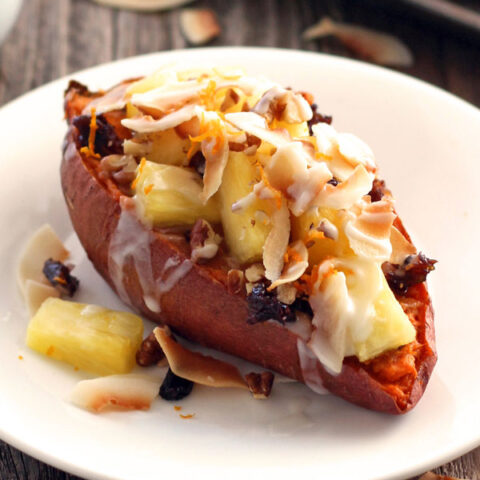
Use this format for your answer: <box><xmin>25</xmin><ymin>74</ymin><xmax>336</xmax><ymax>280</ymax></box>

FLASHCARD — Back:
<box><xmin>72</xmin><ymin>114</ymin><xmax>123</xmax><ymax>157</ymax></box>
<box><xmin>159</xmin><ymin>368</ymin><xmax>194</xmax><ymax>401</ymax></box>
<box><xmin>247</xmin><ymin>281</ymin><xmax>295</xmax><ymax>324</ymax></box>
<box><xmin>383</xmin><ymin>253</ymin><xmax>437</xmax><ymax>294</ymax></box>
<box><xmin>308</xmin><ymin>103</ymin><xmax>333</xmax><ymax>135</ymax></box>
<box><xmin>189</xmin><ymin>151</ymin><xmax>206</xmax><ymax>177</ymax></box>
<box><xmin>327</xmin><ymin>177</ymin><xmax>339</xmax><ymax>187</ymax></box>
<box><xmin>369</xmin><ymin>178</ymin><xmax>389</xmax><ymax>202</ymax></box>
<box><xmin>42</xmin><ymin>259</ymin><xmax>79</xmax><ymax>297</ymax></box>
<box><xmin>292</xmin><ymin>297</ymin><xmax>313</xmax><ymax>317</ymax></box>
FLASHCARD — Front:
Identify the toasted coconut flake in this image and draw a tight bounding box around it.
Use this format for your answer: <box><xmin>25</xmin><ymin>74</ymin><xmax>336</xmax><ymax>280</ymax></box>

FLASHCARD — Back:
<box><xmin>25</xmin><ymin>279</ymin><xmax>60</xmax><ymax>317</ymax></box>
<box><xmin>276</xmin><ymin>283</ymin><xmax>297</xmax><ymax>305</ymax></box>
<box><xmin>252</xmin><ymin>86</ymin><xmax>312</xmax><ymax>124</ymax></box>
<box><xmin>344</xmin><ymin>197</ymin><xmax>396</xmax><ymax>262</ymax></box>
<box><xmin>266</xmin><ymin>142</ymin><xmax>332</xmax><ymax>216</ymax></box>
<box><xmin>121</xmin><ymin>104</ymin><xmax>201</xmax><ymax>133</ymax></box>
<box><xmin>153</xmin><ymin>327</ymin><xmax>248</xmax><ymax>389</ymax></box>
<box><xmin>123</xmin><ymin>138</ymin><xmax>153</xmax><ymax>157</ymax></box>
<box><xmin>70</xmin><ymin>374</ymin><xmax>161</xmax><ymax>413</ymax></box>
<box><xmin>269</xmin><ymin>240</ymin><xmax>309</xmax><ymax>290</ymax></box>
<box><xmin>303</xmin><ymin>17</ymin><xmax>413</xmax><ymax>67</ymax></box>
<box><xmin>17</xmin><ymin>224</ymin><xmax>69</xmax><ymax>298</ymax></box>
<box><xmin>180</xmin><ymin>9</ymin><xmax>221</xmax><ymax>45</ymax></box>
<box><xmin>263</xmin><ymin>200</ymin><xmax>290</xmax><ymax>282</ymax></box>
<box><xmin>81</xmin><ymin>82</ymin><xmax>129</xmax><ymax>115</ymax></box>
<box><xmin>245</xmin><ymin>263</ymin><xmax>265</xmax><ymax>283</ymax></box>
<box><xmin>313</xmin><ymin>123</ymin><xmax>376</xmax><ymax>180</ymax></box>
<box><xmin>199</xmin><ymin>118</ymin><xmax>229</xmax><ymax>202</ymax></box>
<box><xmin>93</xmin><ymin>0</ymin><xmax>193</xmax><ymax>11</ymax></box>
<box><xmin>390</xmin><ymin>226</ymin><xmax>417</xmax><ymax>265</ymax></box>
<box><xmin>313</xmin><ymin>164</ymin><xmax>374</xmax><ymax>210</ymax></box>
<box><xmin>225</xmin><ymin>112</ymin><xmax>291</xmax><ymax>148</ymax></box>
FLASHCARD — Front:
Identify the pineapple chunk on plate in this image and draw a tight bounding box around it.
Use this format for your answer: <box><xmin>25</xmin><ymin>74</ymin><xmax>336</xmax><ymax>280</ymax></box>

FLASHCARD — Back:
<box><xmin>26</xmin><ymin>298</ymin><xmax>143</xmax><ymax>376</ymax></box>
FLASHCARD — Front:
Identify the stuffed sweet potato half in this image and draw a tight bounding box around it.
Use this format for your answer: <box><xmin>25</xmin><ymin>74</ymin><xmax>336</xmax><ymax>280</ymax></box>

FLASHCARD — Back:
<box><xmin>61</xmin><ymin>66</ymin><xmax>436</xmax><ymax>414</ymax></box>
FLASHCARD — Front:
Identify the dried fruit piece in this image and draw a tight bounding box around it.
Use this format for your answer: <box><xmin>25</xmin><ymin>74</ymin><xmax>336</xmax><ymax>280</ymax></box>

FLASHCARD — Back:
<box><xmin>180</xmin><ymin>8</ymin><xmax>221</xmax><ymax>45</ymax></box>
<box><xmin>247</xmin><ymin>281</ymin><xmax>295</xmax><ymax>324</ymax></box>
<box><xmin>42</xmin><ymin>259</ymin><xmax>79</xmax><ymax>297</ymax></box>
<box><xmin>159</xmin><ymin>368</ymin><xmax>194</xmax><ymax>401</ymax></box>
<box><xmin>303</xmin><ymin>17</ymin><xmax>413</xmax><ymax>67</ymax></box>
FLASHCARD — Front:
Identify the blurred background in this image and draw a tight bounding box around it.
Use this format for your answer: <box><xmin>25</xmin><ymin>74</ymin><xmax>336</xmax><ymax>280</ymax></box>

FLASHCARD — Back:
<box><xmin>0</xmin><ymin>0</ymin><xmax>479</xmax><ymax>479</ymax></box>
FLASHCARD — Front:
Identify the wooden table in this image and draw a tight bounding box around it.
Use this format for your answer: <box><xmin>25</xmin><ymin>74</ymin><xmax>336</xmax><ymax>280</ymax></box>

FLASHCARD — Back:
<box><xmin>0</xmin><ymin>0</ymin><xmax>479</xmax><ymax>478</ymax></box>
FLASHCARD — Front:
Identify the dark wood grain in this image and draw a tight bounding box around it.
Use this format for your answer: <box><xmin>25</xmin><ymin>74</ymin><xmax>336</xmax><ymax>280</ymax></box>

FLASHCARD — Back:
<box><xmin>0</xmin><ymin>0</ymin><xmax>479</xmax><ymax>478</ymax></box>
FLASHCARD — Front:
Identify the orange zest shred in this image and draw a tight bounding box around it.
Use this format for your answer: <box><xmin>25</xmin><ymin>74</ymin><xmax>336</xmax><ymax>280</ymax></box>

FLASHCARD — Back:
<box><xmin>81</xmin><ymin>107</ymin><xmax>101</xmax><ymax>159</ymax></box>
<box><xmin>283</xmin><ymin>245</ymin><xmax>304</xmax><ymax>264</ymax></box>
<box><xmin>144</xmin><ymin>183</ymin><xmax>154</xmax><ymax>195</ymax></box>
<box><xmin>256</xmin><ymin>161</ymin><xmax>283</xmax><ymax>210</ymax></box>
<box><xmin>131</xmin><ymin>157</ymin><xmax>146</xmax><ymax>190</ymax></box>
<box><xmin>174</xmin><ymin>405</ymin><xmax>182</xmax><ymax>411</ymax></box>
<box><xmin>199</xmin><ymin>79</ymin><xmax>217</xmax><ymax>111</ymax></box>
<box><xmin>179</xmin><ymin>413</ymin><xmax>195</xmax><ymax>419</ymax></box>
<box><xmin>46</xmin><ymin>345</ymin><xmax>55</xmax><ymax>356</ymax></box>
<box><xmin>187</xmin><ymin>115</ymin><xmax>225</xmax><ymax>159</ymax></box>
<box><xmin>53</xmin><ymin>276</ymin><xmax>67</xmax><ymax>285</ymax></box>
<box><xmin>18</xmin><ymin>355</ymin><xmax>23</xmax><ymax>360</ymax></box>
<box><xmin>304</xmin><ymin>229</ymin><xmax>325</xmax><ymax>247</ymax></box>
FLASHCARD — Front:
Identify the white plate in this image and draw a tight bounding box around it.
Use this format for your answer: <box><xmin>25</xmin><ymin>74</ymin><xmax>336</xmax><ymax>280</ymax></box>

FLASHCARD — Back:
<box><xmin>1</xmin><ymin>48</ymin><xmax>479</xmax><ymax>480</ymax></box>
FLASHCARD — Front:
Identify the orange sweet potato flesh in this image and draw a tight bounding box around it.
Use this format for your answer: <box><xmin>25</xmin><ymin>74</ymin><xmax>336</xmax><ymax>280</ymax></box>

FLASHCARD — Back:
<box><xmin>61</xmin><ymin>81</ymin><xmax>436</xmax><ymax>414</ymax></box>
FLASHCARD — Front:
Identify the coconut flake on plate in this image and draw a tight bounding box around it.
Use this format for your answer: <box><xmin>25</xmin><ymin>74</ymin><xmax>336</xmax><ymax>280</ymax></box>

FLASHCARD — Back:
<box><xmin>70</xmin><ymin>374</ymin><xmax>161</xmax><ymax>412</ymax></box>
<box><xmin>180</xmin><ymin>8</ymin><xmax>221</xmax><ymax>45</ymax></box>
<box><xmin>303</xmin><ymin>17</ymin><xmax>413</xmax><ymax>67</ymax></box>
<box><xmin>24</xmin><ymin>279</ymin><xmax>60</xmax><ymax>317</ymax></box>
<box><xmin>153</xmin><ymin>327</ymin><xmax>248</xmax><ymax>389</ymax></box>
<box><xmin>17</xmin><ymin>224</ymin><xmax>69</xmax><ymax>298</ymax></box>
<box><xmin>389</xmin><ymin>225</ymin><xmax>417</xmax><ymax>265</ymax></box>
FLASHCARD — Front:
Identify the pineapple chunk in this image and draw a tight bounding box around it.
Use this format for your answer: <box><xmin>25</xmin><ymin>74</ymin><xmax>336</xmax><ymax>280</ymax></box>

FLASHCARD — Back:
<box><xmin>134</xmin><ymin>161</ymin><xmax>220</xmax><ymax>227</ymax></box>
<box><xmin>292</xmin><ymin>207</ymin><xmax>353</xmax><ymax>265</ymax></box>
<box><xmin>219</xmin><ymin>152</ymin><xmax>272</xmax><ymax>264</ymax></box>
<box><xmin>26</xmin><ymin>298</ymin><xmax>143</xmax><ymax>376</ymax></box>
<box><xmin>356</xmin><ymin>275</ymin><xmax>416</xmax><ymax>362</ymax></box>
<box><xmin>144</xmin><ymin>129</ymin><xmax>191</xmax><ymax>167</ymax></box>
<box><xmin>273</xmin><ymin>120</ymin><xmax>310</xmax><ymax>138</ymax></box>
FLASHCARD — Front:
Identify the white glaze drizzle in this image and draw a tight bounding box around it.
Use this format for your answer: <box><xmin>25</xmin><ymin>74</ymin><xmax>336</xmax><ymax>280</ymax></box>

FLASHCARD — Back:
<box><xmin>296</xmin><ymin>339</ymin><xmax>329</xmax><ymax>395</ymax></box>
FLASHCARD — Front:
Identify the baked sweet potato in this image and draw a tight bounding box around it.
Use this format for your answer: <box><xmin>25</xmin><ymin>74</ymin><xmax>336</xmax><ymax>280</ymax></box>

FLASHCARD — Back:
<box><xmin>61</xmin><ymin>72</ymin><xmax>436</xmax><ymax>414</ymax></box>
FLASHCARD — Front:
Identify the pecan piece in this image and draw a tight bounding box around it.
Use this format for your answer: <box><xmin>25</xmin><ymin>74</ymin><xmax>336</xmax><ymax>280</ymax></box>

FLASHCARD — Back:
<box><xmin>136</xmin><ymin>331</ymin><xmax>165</xmax><ymax>367</ymax></box>
<box><xmin>245</xmin><ymin>372</ymin><xmax>275</xmax><ymax>399</ymax></box>
<box><xmin>227</xmin><ymin>269</ymin><xmax>245</xmax><ymax>295</ymax></box>
<box><xmin>190</xmin><ymin>219</ymin><xmax>222</xmax><ymax>263</ymax></box>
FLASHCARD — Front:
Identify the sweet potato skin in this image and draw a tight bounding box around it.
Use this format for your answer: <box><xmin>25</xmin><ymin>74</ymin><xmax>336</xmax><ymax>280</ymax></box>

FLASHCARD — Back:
<box><xmin>61</xmin><ymin>88</ymin><xmax>436</xmax><ymax>414</ymax></box>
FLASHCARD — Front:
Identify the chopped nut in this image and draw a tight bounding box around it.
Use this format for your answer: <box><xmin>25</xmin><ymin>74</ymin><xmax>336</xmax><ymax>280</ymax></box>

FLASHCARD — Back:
<box><xmin>246</xmin><ymin>282</ymin><xmax>254</xmax><ymax>295</ymax></box>
<box><xmin>245</xmin><ymin>371</ymin><xmax>274</xmax><ymax>399</ymax></box>
<box><xmin>227</xmin><ymin>269</ymin><xmax>245</xmax><ymax>295</ymax></box>
<box><xmin>189</xmin><ymin>219</ymin><xmax>222</xmax><ymax>263</ymax></box>
<box><xmin>276</xmin><ymin>283</ymin><xmax>297</xmax><ymax>305</ymax></box>
<box><xmin>245</xmin><ymin>263</ymin><xmax>265</xmax><ymax>283</ymax></box>
<box><xmin>317</xmin><ymin>218</ymin><xmax>338</xmax><ymax>241</ymax></box>
<box><xmin>136</xmin><ymin>331</ymin><xmax>165</xmax><ymax>367</ymax></box>
<box><xmin>220</xmin><ymin>88</ymin><xmax>240</xmax><ymax>112</ymax></box>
